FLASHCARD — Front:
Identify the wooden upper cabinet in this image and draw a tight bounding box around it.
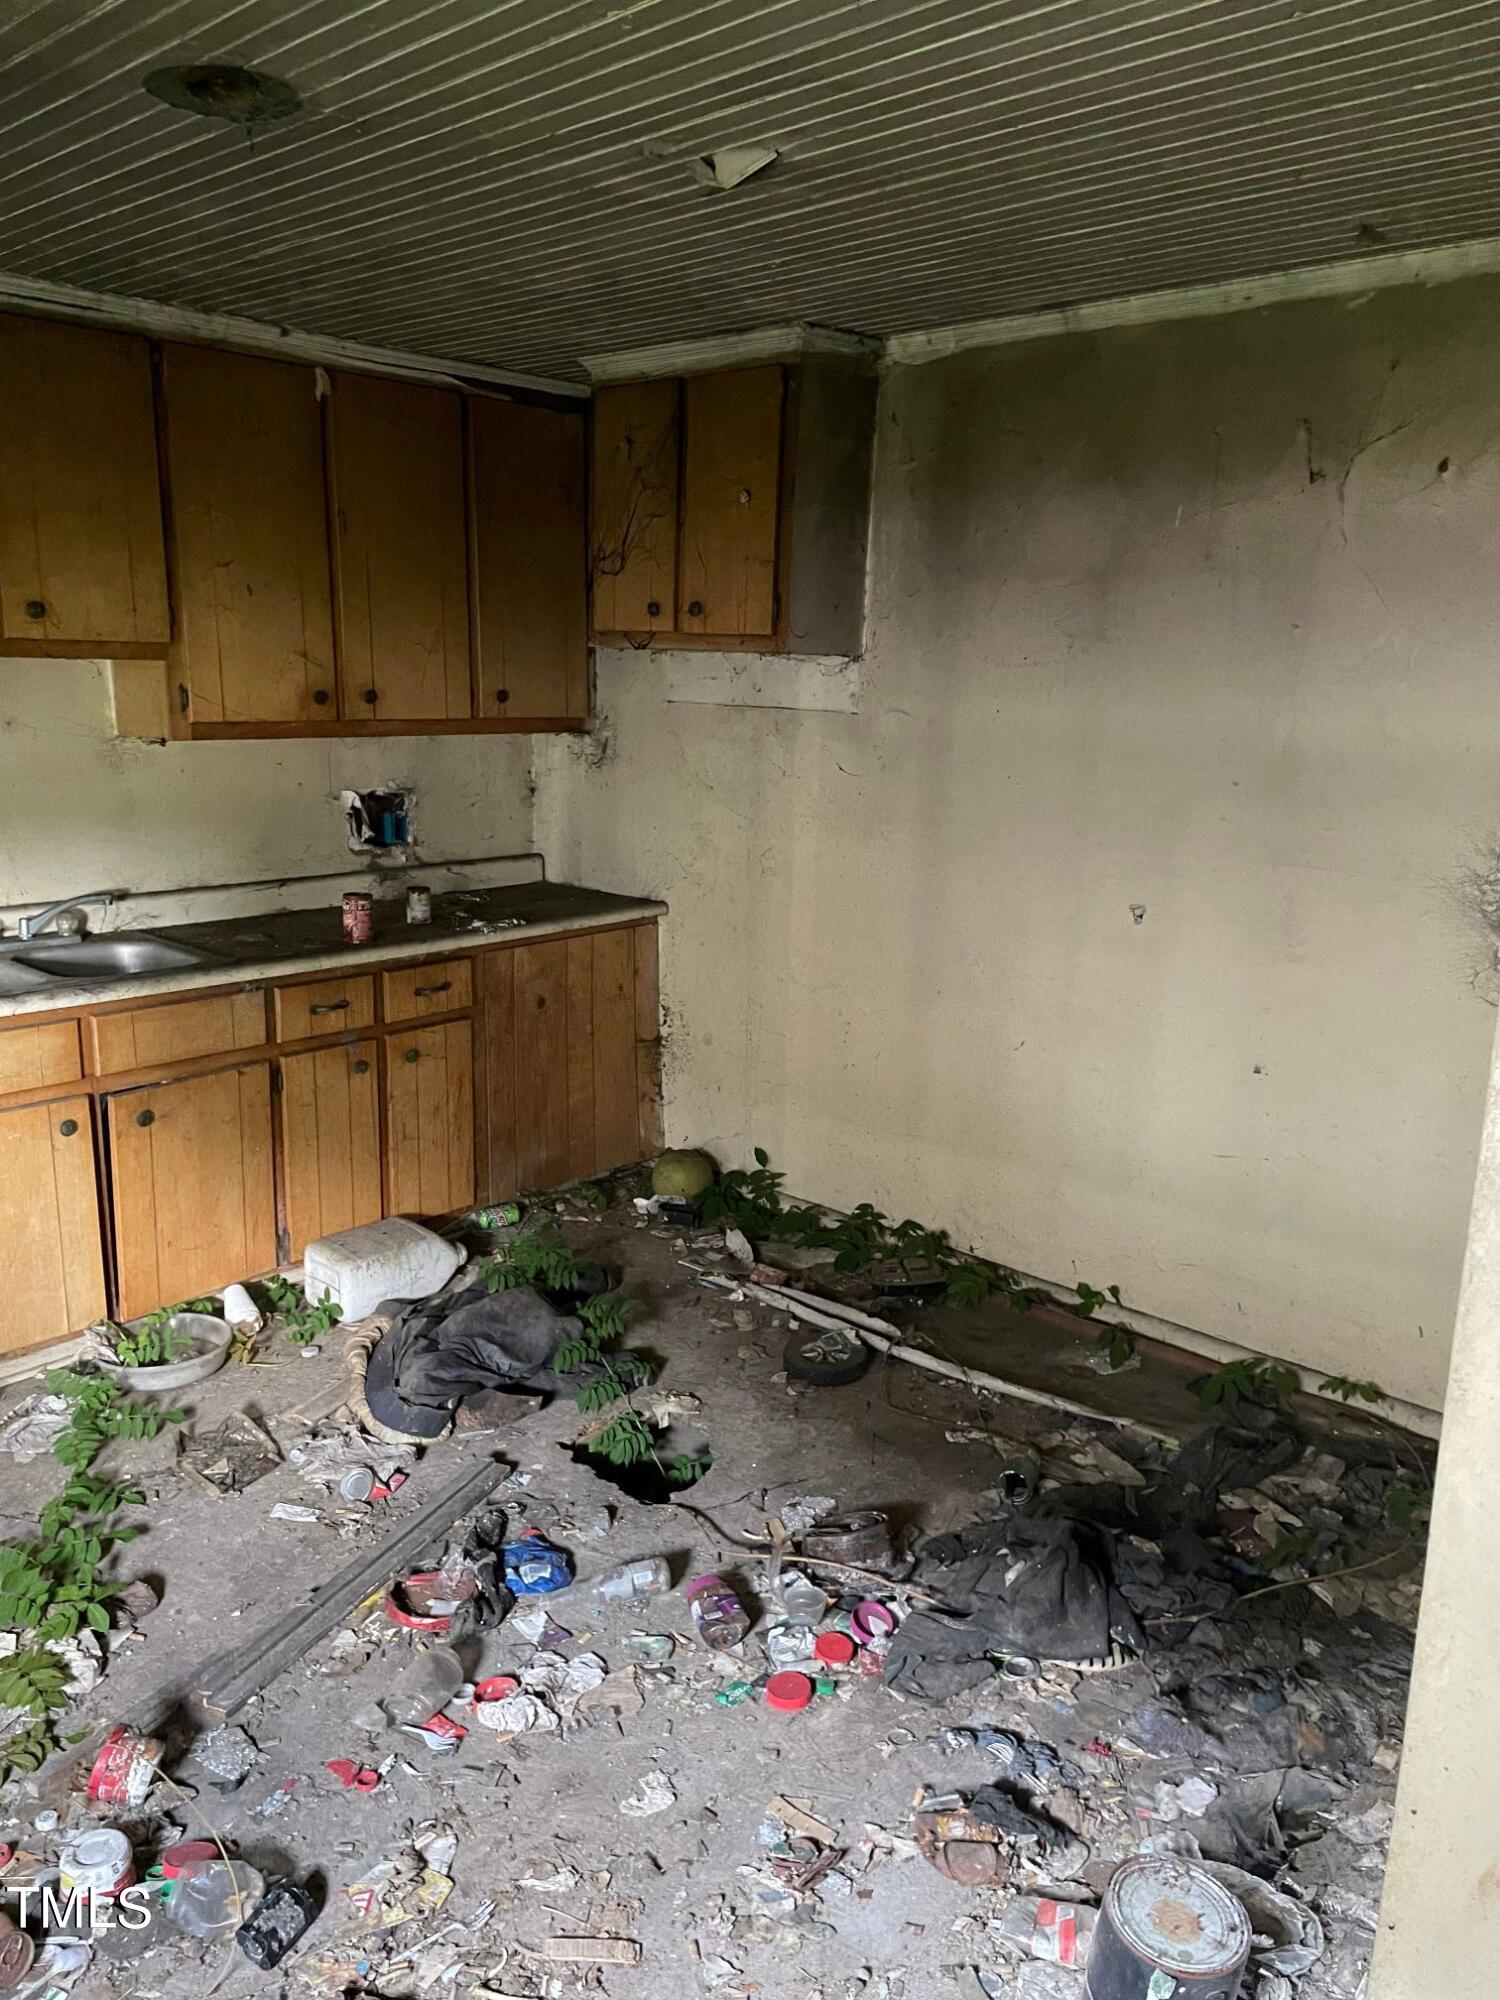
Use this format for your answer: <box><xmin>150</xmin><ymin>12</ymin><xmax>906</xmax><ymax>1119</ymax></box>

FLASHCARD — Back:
<box><xmin>327</xmin><ymin>372</ymin><xmax>471</xmax><ymax>721</ymax></box>
<box><xmin>0</xmin><ymin>314</ymin><xmax>168</xmax><ymax>654</ymax></box>
<box><xmin>0</xmin><ymin>1095</ymin><xmax>106</xmax><ymax>1353</ymax></box>
<box><xmin>161</xmin><ymin>344</ymin><xmax>336</xmax><ymax>724</ymax></box>
<box><xmin>679</xmin><ymin>365</ymin><xmax>783</xmax><ymax>638</ymax></box>
<box><xmin>590</xmin><ymin>378</ymin><xmax>679</xmax><ymax>634</ymax></box>
<box><xmin>469</xmin><ymin>397</ymin><xmax>587</xmax><ymax>723</ymax></box>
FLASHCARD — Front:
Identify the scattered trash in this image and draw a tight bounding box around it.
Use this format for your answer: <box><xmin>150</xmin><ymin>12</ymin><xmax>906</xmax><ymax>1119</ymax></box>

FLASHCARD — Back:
<box><xmin>991</xmin><ymin>1893</ymin><xmax>1098</xmax><ymax>1967</ymax></box>
<box><xmin>764</xmin><ymin>1671</ymin><xmax>816</xmax><ymax>1712</ymax></box>
<box><xmin>304</xmin><ymin>1215</ymin><xmax>466</xmax><ymax>1324</ymax></box>
<box><xmin>592</xmin><ymin>1556</ymin><xmax>672</xmax><ymax>1601</ymax></box>
<box><xmin>237</xmin><ymin>1879</ymin><xmax>318</xmax><ymax>1968</ymax></box>
<box><xmin>325</xmin><ymin>1758</ymin><xmax>382</xmax><ymax>1791</ymax></box>
<box><xmin>58</xmin><ymin>1827</ymin><xmax>134</xmax><ymax>1899</ymax></box>
<box><xmin>269</xmin><ymin>1502</ymin><xmax>322</xmax><ymax>1524</ymax></box>
<box><xmin>619</xmin><ymin>1770</ymin><xmax>677</xmax><ymax>1817</ymax></box>
<box><xmin>1092</xmin><ymin>1856</ymin><xmax>1252</xmax><ymax>1999</ymax></box>
<box><xmin>167</xmin><ymin>1859</ymin><xmax>267</xmax><ymax>1937</ymax></box>
<box><xmin>503</xmin><ymin>1527</ymin><xmax>574</xmax><ymax>1595</ymax></box>
<box><xmin>473</xmin><ymin>1692</ymin><xmax>558</xmax><ymax>1735</ymax></box>
<box><xmin>0</xmin><ymin>1394</ymin><xmax>71</xmax><ymax>1462</ymax></box>
<box><xmin>87</xmin><ymin>1724</ymin><xmax>161</xmax><ymax>1807</ymax></box>
<box><xmin>687</xmin><ymin>1572</ymin><xmax>751</xmax><ymax>1650</ymax></box>
<box><xmin>532</xmin><ymin>1935</ymin><xmax>642</xmax><ymax>1966</ymax></box>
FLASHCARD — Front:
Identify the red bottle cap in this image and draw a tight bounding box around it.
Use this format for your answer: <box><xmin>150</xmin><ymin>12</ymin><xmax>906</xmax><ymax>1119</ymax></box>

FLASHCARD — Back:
<box><xmin>813</xmin><ymin>1630</ymin><xmax>857</xmax><ymax>1666</ymax></box>
<box><xmin>764</xmin><ymin>1671</ymin><xmax>815</xmax><ymax>1712</ymax></box>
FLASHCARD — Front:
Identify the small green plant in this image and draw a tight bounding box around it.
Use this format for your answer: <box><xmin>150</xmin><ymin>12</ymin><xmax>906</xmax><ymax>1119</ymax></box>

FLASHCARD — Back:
<box><xmin>945</xmin><ymin>1261</ymin><xmax>997</xmax><ymax>1310</ymax></box>
<box><xmin>1318</xmin><ymin>1375</ymin><xmax>1386</xmax><ymax>1406</ymax></box>
<box><xmin>1385</xmin><ymin>1480</ymin><xmax>1433</xmax><ymax>1533</ymax></box>
<box><xmin>45</xmin><ymin>1369</ymin><xmax>184</xmax><ymax>1474</ymax></box>
<box><xmin>483</xmin><ymin>1226</ymin><xmax>589</xmax><ymax>1294</ymax></box>
<box><xmin>1195</xmin><ymin>1356</ymin><xmax>1302</xmax><ymax>1409</ymax></box>
<box><xmin>1073</xmin><ymin>1282</ymin><xmax>1124</xmax><ymax>1318</ymax></box>
<box><xmin>1094</xmin><ymin>1323</ymin><xmax>1138</xmax><ymax>1371</ymax></box>
<box><xmin>253</xmin><ymin>1275</ymin><xmax>342</xmax><ymax>1346</ymax></box>
<box><xmin>284</xmin><ymin>1298</ymin><xmax>342</xmax><ymax>1347</ymax></box>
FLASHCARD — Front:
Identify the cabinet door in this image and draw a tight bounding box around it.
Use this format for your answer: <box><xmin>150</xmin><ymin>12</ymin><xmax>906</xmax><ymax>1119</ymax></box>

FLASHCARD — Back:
<box><xmin>499</xmin><ymin>928</ymin><xmax>651</xmax><ymax>1195</ymax></box>
<box><xmin>281</xmin><ymin>1042</ymin><xmax>382</xmax><ymax>1256</ymax></box>
<box><xmin>469</xmin><ymin>398</ymin><xmax>587</xmax><ymax>723</ymax></box>
<box><xmin>107</xmin><ymin>1063</ymin><xmax>276</xmax><ymax>1319</ymax></box>
<box><xmin>0</xmin><ymin>315</ymin><xmax>168</xmax><ymax>653</ymax></box>
<box><xmin>385</xmin><ymin>1023</ymin><xmax>474</xmax><ymax>1216</ymax></box>
<box><xmin>678</xmin><ymin>365</ymin><xmax>783</xmax><ymax>638</ymax></box>
<box><xmin>0</xmin><ymin>1096</ymin><xmax>105</xmax><ymax>1353</ymax></box>
<box><xmin>161</xmin><ymin>344</ymin><xmax>336</xmax><ymax>724</ymax></box>
<box><xmin>328</xmin><ymin>372</ymin><xmax>471</xmax><ymax>721</ymax></box>
<box><xmin>590</xmin><ymin>379</ymin><xmax>679</xmax><ymax>634</ymax></box>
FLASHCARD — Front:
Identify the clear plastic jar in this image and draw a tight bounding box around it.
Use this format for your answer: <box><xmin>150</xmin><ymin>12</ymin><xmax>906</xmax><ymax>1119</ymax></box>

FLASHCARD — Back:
<box><xmin>166</xmin><ymin>1860</ymin><xmax>265</xmax><ymax>1936</ymax></box>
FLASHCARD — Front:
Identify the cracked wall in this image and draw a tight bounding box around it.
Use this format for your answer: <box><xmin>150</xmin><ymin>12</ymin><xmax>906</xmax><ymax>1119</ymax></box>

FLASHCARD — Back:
<box><xmin>544</xmin><ymin>274</ymin><xmax>1500</xmax><ymax>1411</ymax></box>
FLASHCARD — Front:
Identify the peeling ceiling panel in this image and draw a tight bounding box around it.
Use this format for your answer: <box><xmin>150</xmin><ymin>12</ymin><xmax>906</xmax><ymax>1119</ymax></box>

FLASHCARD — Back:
<box><xmin>2</xmin><ymin>0</ymin><xmax>1499</xmax><ymax>378</ymax></box>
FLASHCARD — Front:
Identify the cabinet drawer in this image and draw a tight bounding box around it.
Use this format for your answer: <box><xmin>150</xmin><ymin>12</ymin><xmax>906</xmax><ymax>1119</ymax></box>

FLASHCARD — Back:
<box><xmin>0</xmin><ymin>1019</ymin><xmax>82</xmax><ymax>1096</ymax></box>
<box><xmin>89</xmin><ymin>989</ymin><xmax>265</xmax><ymax>1075</ymax></box>
<box><xmin>381</xmin><ymin>959</ymin><xmax>472</xmax><ymax>1022</ymax></box>
<box><xmin>273</xmin><ymin>973</ymin><xmax>376</xmax><ymax>1043</ymax></box>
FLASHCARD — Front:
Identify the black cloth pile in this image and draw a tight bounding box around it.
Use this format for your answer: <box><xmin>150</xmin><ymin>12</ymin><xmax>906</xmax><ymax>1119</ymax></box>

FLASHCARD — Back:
<box><xmin>364</xmin><ymin>1281</ymin><xmax>604</xmax><ymax>1438</ymax></box>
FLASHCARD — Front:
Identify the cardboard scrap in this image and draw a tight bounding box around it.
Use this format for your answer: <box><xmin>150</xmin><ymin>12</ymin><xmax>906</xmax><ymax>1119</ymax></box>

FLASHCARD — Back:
<box><xmin>768</xmin><ymin>1796</ymin><xmax>839</xmax><ymax>1845</ymax></box>
<box><xmin>532</xmin><ymin>1936</ymin><xmax>642</xmax><ymax>1965</ymax></box>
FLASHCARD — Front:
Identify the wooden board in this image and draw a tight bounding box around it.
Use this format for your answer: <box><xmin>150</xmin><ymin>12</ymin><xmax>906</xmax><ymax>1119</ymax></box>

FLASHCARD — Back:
<box><xmin>280</xmin><ymin>1042</ymin><xmax>382</xmax><ymax>1257</ymax></box>
<box><xmin>476</xmin><ymin>947</ymin><xmax>518</xmax><ymax>1205</ymax></box>
<box><xmin>160</xmin><ymin>343</ymin><xmax>336</xmax><ymax>724</ymax></box>
<box><xmin>591</xmin><ymin>927</ymin><xmax>639</xmax><ymax>1169</ymax></box>
<box><xmin>384</xmin><ymin>1022</ymin><xmax>474</xmax><ymax>1217</ymax></box>
<box><xmin>272</xmin><ymin>974</ymin><xmax>376</xmax><ymax>1044</ymax></box>
<box><xmin>0</xmin><ymin>314</ymin><xmax>168</xmax><ymax>652</ymax></box>
<box><xmin>469</xmin><ymin>397</ymin><xmax>588</xmax><ymax>722</ymax></box>
<box><xmin>513</xmin><ymin>939</ymin><xmax>571</xmax><ymax>1188</ymax></box>
<box><xmin>0</xmin><ymin>1096</ymin><xmax>106</xmax><ymax>1353</ymax></box>
<box><xmin>107</xmin><ymin>1063</ymin><xmax>277</xmax><ymax>1319</ymax></box>
<box><xmin>678</xmin><ymin>365</ymin><xmax>783</xmax><ymax>637</ymax></box>
<box><xmin>590</xmin><ymin>379</ymin><xmax>679</xmax><ymax>633</ymax></box>
<box><xmin>0</xmin><ymin>1020</ymin><xmax>82</xmax><ymax>1097</ymax></box>
<box><xmin>565</xmin><ymin>936</ymin><xmax>596</xmax><ymax>1180</ymax></box>
<box><xmin>89</xmin><ymin>990</ymin><xmax>265</xmax><ymax>1076</ymax></box>
<box><xmin>327</xmin><ymin>372</ymin><xmax>471</xmax><ymax>721</ymax></box>
<box><xmin>633</xmin><ymin>922</ymin><xmax>664</xmax><ymax>1157</ymax></box>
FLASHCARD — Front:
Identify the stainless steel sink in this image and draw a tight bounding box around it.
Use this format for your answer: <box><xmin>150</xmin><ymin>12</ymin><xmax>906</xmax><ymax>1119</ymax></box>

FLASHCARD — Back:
<box><xmin>14</xmin><ymin>933</ymin><xmax>225</xmax><ymax>980</ymax></box>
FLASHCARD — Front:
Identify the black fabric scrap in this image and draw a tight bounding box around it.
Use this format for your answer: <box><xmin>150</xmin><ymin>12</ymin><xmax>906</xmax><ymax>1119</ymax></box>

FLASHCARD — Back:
<box><xmin>365</xmin><ymin>1282</ymin><xmax>604</xmax><ymax>1436</ymax></box>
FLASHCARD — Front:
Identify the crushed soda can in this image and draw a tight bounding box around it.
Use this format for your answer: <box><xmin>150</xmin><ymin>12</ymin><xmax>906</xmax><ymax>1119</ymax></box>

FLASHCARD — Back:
<box><xmin>88</xmin><ymin>1725</ymin><xmax>161</xmax><ymax>1806</ymax></box>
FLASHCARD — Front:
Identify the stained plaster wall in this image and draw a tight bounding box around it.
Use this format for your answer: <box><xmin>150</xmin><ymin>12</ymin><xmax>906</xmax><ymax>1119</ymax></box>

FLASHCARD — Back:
<box><xmin>0</xmin><ymin>658</ymin><xmax>534</xmax><ymax>916</ymax></box>
<box><xmin>536</xmin><ymin>276</ymin><xmax>1500</xmax><ymax>1412</ymax></box>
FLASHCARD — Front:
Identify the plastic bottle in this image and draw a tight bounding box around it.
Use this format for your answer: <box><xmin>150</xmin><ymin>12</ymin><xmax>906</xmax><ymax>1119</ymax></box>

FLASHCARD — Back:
<box><xmin>381</xmin><ymin>1644</ymin><xmax>464</xmax><ymax>1728</ymax></box>
<box><xmin>685</xmin><ymin>1573</ymin><xmax>750</xmax><ymax>1651</ymax></box>
<box><xmin>236</xmin><ymin>1880</ymin><xmax>318</xmax><ymax>1969</ymax></box>
<box><xmin>592</xmin><ymin>1557</ymin><xmax>671</xmax><ymax>1603</ymax></box>
<box><xmin>167</xmin><ymin>1860</ymin><xmax>266</xmax><ymax>1937</ymax></box>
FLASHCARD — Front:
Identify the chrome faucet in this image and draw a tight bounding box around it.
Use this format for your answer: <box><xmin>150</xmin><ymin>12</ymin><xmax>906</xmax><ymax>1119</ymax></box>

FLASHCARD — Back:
<box><xmin>16</xmin><ymin>892</ymin><xmax>116</xmax><ymax>941</ymax></box>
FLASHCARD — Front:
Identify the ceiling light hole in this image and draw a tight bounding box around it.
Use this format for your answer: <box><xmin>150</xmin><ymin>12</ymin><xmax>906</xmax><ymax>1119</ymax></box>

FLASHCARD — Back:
<box><xmin>142</xmin><ymin>63</ymin><xmax>303</xmax><ymax>129</ymax></box>
<box><xmin>694</xmin><ymin>143</ymin><xmax>779</xmax><ymax>192</ymax></box>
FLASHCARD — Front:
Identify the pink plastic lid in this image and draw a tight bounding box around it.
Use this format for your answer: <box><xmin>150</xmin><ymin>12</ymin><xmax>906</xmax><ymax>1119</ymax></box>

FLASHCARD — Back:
<box><xmin>764</xmin><ymin>1671</ymin><xmax>815</xmax><ymax>1712</ymax></box>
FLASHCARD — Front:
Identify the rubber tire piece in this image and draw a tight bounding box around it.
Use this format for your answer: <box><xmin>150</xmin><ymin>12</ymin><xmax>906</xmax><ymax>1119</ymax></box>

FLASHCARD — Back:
<box><xmin>781</xmin><ymin>1324</ymin><xmax>873</xmax><ymax>1387</ymax></box>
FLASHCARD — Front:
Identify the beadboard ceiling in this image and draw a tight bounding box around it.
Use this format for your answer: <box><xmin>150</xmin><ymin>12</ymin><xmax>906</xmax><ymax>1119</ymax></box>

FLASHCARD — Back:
<box><xmin>2</xmin><ymin>0</ymin><xmax>1499</xmax><ymax>382</ymax></box>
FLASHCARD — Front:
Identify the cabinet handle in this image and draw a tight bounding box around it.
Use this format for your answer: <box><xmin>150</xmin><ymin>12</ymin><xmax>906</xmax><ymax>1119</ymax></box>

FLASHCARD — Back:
<box><xmin>135</xmin><ymin>1109</ymin><xmax>155</xmax><ymax>1128</ymax></box>
<box><xmin>24</xmin><ymin>599</ymin><xmax>47</xmax><ymax>621</ymax></box>
<box><xmin>310</xmin><ymin>999</ymin><xmax>350</xmax><ymax>1015</ymax></box>
<box><xmin>58</xmin><ymin>1118</ymin><xmax>78</xmax><ymax>1138</ymax></box>
<box><xmin>494</xmin><ymin>688</ymin><xmax>509</xmax><ymax>705</ymax></box>
<box><xmin>362</xmin><ymin>688</ymin><xmax>378</xmax><ymax>705</ymax></box>
<box><xmin>687</xmin><ymin>599</ymin><xmax>704</xmax><ymax>617</ymax></box>
<box><xmin>353</xmin><ymin>1058</ymin><xmax>369</xmax><ymax>1075</ymax></box>
<box><xmin>646</xmin><ymin>599</ymin><xmax>661</xmax><ymax>618</ymax></box>
<box><xmin>312</xmin><ymin>689</ymin><xmax>330</xmax><ymax>706</ymax></box>
<box><xmin>414</xmin><ymin>980</ymin><xmax>451</xmax><ymax>996</ymax></box>
<box><xmin>404</xmin><ymin>1048</ymin><xmax>421</xmax><ymax>1064</ymax></box>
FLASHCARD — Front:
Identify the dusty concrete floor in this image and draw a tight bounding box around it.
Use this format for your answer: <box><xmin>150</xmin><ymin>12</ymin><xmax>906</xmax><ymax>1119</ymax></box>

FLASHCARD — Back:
<box><xmin>0</xmin><ymin>1195</ymin><xmax>1422</xmax><ymax>2000</ymax></box>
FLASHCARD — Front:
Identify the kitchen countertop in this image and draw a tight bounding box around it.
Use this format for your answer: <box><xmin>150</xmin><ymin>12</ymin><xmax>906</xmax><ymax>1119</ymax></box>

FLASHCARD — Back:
<box><xmin>0</xmin><ymin>881</ymin><xmax>665</xmax><ymax>1022</ymax></box>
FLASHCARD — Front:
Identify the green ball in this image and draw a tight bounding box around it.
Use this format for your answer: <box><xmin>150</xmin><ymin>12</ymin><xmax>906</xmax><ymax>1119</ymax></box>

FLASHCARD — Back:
<box><xmin>651</xmin><ymin>1149</ymin><xmax>717</xmax><ymax>1200</ymax></box>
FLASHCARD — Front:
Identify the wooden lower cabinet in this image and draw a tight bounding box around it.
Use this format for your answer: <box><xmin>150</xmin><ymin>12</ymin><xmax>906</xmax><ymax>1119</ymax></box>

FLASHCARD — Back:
<box><xmin>280</xmin><ymin>1041</ymin><xmax>383</xmax><ymax>1257</ymax></box>
<box><xmin>385</xmin><ymin>1022</ymin><xmax>474</xmax><ymax>1217</ymax></box>
<box><xmin>477</xmin><ymin>925</ymin><xmax>661</xmax><ymax>1204</ymax></box>
<box><xmin>107</xmin><ymin>1063</ymin><xmax>277</xmax><ymax>1320</ymax></box>
<box><xmin>0</xmin><ymin>1095</ymin><xmax>106</xmax><ymax>1353</ymax></box>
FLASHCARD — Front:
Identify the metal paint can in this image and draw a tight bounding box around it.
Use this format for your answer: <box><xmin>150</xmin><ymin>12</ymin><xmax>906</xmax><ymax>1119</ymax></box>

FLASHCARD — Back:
<box><xmin>59</xmin><ymin>1827</ymin><xmax>134</xmax><ymax>1900</ymax></box>
<box><xmin>405</xmin><ymin>884</ymin><xmax>432</xmax><ymax>925</ymax></box>
<box><xmin>1086</xmin><ymin>1857</ymin><xmax>1251</xmax><ymax>2000</ymax></box>
<box><xmin>342</xmin><ymin>890</ymin><xmax>373</xmax><ymax>944</ymax></box>
<box><xmin>87</xmin><ymin>1724</ymin><xmax>161</xmax><ymax>1806</ymax></box>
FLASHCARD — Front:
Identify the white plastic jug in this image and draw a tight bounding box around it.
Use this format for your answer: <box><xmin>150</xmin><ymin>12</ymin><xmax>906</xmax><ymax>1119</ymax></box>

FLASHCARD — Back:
<box><xmin>302</xmin><ymin>1217</ymin><xmax>466</xmax><ymax>1324</ymax></box>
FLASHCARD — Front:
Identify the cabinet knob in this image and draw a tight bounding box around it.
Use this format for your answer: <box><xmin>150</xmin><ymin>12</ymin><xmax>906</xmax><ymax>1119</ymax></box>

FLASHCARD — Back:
<box><xmin>494</xmin><ymin>688</ymin><xmax>509</xmax><ymax>705</ymax></box>
<box><xmin>135</xmin><ymin>1109</ymin><xmax>155</xmax><ymax>1128</ymax></box>
<box><xmin>312</xmin><ymin>689</ymin><xmax>330</xmax><ymax>706</ymax></box>
<box><xmin>646</xmin><ymin>599</ymin><xmax>661</xmax><ymax>618</ymax></box>
<box><xmin>738</xmin><ymin>488</ymin><xmax>752</xmax><ymax>504</ymax></box>
<box><xmin>353</xmin><ymin>1058</ymin><xmax>369</xmax><ymax>1075</ymax></box>
<box><xmin>362</xmin><ymin>688</ymin><xmax>378</xmax><ymax>705</ymax></box>
<box><xmin>687</xmin><ymin>599</ymin><xmax>704</xmax><ymax>617</ymax></box>
<box><xmin>23</xmin><ymin>599</ymin><xmax>46</xmax><ymax>621</ymax></box>
<box><xmin>404</xmin><ymin>1048</ymin><xmax>421</xmax><ymax>1064</ymax></box>
<box><xmin>58</xmin><ymin>1118</ymin><xmax>78</xmax><ymax>1138</ymax></box>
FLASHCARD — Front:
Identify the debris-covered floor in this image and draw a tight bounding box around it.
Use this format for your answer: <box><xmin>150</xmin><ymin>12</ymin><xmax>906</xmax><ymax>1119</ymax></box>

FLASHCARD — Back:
<box><xmin>0</xmin><ymin>1187</ymin><xmax>1429</xmax><ymax>2000</ymax></box>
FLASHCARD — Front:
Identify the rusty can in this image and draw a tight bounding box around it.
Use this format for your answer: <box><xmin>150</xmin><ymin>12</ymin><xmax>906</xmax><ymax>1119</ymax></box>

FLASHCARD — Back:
<box><xmin>0</xmin><ymin>1913</ymin><xmax>35</xmax><ymax>1992</ymax></box>
<box><xmin>87</xmin><ymin>1724</ymin><xmax>160</xmax><ymax>1807</ymax></box>
<box><xmin>342</xmin><ymin>890</ymin><xmax>373</xmax><ymax>945</ymax></box>
<box><xmin>1087</xmin><ymin>1857</ymin><xmax>1251</xmax><ymax>2000</ymax></box>
<box><xmin>404</xmin><ymin>884</ymin><xmax>432</xmax><ymax>925</ymax></box>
